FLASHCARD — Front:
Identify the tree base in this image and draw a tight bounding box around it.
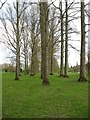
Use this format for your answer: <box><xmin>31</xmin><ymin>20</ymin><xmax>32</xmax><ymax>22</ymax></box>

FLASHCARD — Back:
<box><xmin>19</xmin><ymin>74</ymin><xmax>21</xmax><ymax>76</ymax></box>
<box><xmin>50</xmin><ymin>73</ymin><xmax>53</xmax><ymax>75</ymax></box>
<box><xmin>78</xmin><ymin>77</ymin><xmax>87</xmax><ymax>82</ymax></box>
<box><xmin>42</xmin><ymin>80</ymin><xmax>50</xmax><ymax>86</ymax></box>
<box><xmin>15</xmin><ymin>77</ymin><xmax>19</xmax><ymax>80</ymax></box>
<box><xmin>59</xmin><ymin>74</ymin><xmax>64</xmax><ymax>77</ymax></box>
<box><xmin>30</xmin><ymin>73</ymin><xmax>35</xmax><ymax>76</ymax></box>
<box><xmin>25</xmin><ymin>72</ymin><xmax>29</xmax><ymax>75</ymax></box>
<box><xmin>41</xmin><ymin>74</ymin><xmax>43</xmax><ymax>79</ymax></box>
<box><xmin>63</xmin><ymin>75</ymin><xmax>69</xmax><ymax>78</ymax></box>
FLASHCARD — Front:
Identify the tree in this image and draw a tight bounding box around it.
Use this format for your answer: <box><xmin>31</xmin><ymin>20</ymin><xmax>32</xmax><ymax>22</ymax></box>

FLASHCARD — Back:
<box><xmin>21</xmin><ymin>8</ymin><xmax>29</xmax><ymax>74</ymax></box>
<box><xmin>48</xmin><ymin>6</ymin><xmax>60</xmax><ymax>75</ymax></box>
<box><xmin>0</xmin><ymin>1</ymin><xmax>28</xmax><ymax>79</ymax></box>
<box><xmin>15</xmin><ymin>0</ymin><xmax>20</xmax><ymax>80</ymax></box>
<box><xmin>78</xmin><ymin>1</ymin><xmax>87</xmax><ymax>81</ymax></box>
<box><xmin>22</xmin><ymin>24</ymin><xmax>29</xmax><ymax>74</ymax></box>
<box><xmin>40</xmin><ymin>0</ymin><xmax>49</xmax><ymax>85</ymax></box>
<box><xmin>88</xmin><ymin>2</ymin><xmax>90</xmax><ymax>78</ymax></box>
<box><xmin>64</xmin><ymin>1</ymin><xmax>69</xmax><ymax>77</ymax></box>
<box><xmin>48</xmin><ymin>7</ymin><xmax>56</xmax><ymax>75</ymax></box>
<box><xmin>27</xmin><ymin>5</ymin><xmax>40</xmax><ymax>76</ymax></box>
<box><xmin>60</xmin><ymin>1</ymin><xmax>64</xmax><ymax>77</ymax></box>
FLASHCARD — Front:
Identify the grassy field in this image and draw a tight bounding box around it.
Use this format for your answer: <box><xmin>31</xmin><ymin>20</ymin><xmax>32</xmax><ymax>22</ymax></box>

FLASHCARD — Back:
<box><xmin>0</xmin><ymin>72</ymin><xmax>2</xmax><ymax>119</ymax></box>
<box><xmin>2</xmin><ymin>72</ymin><xmax>88</xmax><ymax>118</ymax></box>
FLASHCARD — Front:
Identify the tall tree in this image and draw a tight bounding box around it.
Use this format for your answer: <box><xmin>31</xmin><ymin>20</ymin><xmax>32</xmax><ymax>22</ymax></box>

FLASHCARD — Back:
<box><xmin>21</xmin><ymin>6</ymin><xmax>29</xmax><ymax>74</ymax></box>
<box><xmin>15</xmin><ymin>0</ymin><xmax>20</xmax><ymax>80</ymax></box>
<box><xmin>78</xmin><ymin>1</ymin><xmax>87</xmax><ymax>81</ymax></box>
<box><xmin>30</xmin><ymin>20</ymin><xmax>39</xmax><ymax>76</ymax></box>
<box><xmin>60</xmin><ymin>1</ymin><xmax>64</xmax><ymax>77</ymax></box>
<box><xmin>48</xmin><ymin>7</ymin><xmax>60</xmax><ymax>75</ymax></box>
<box><xmin>48</xmin><ymin>7</ymin><xmax>55</xmax><ymax>75</ymax></box>
<box><xmin>88</xmin><ymin>2</ymin><xmax>90</xmax><ymax>79</ymax></box>
<box><xmin>40</xmin><ymin>0</ymin><xmax>49</xmax><ymax>85</ymax></box>
<box><xmin>0</xmin><ymin>1</ymin><xmax>28</xmax><ymax>79</ymax></box>
<box><xmin>64</xmin><ymin>1</ymin><xmax>69</xmax><ymax>77</ymax></box>
<box><xmin>23</xmin><ymin>26</ymin><xmax>29</xmax><ymax>74</ymax></box>
<box><xmin>29</xmin><ymin>5</ymin><xmax>39</xmax><ymax>76</ymax></box>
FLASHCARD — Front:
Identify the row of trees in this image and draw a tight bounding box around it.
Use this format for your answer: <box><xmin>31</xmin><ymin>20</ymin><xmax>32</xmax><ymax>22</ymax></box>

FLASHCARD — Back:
<box><xmin>0</xmin><ymin>0</ymin><xmax>89</xmax><ymax>84</ymax></box>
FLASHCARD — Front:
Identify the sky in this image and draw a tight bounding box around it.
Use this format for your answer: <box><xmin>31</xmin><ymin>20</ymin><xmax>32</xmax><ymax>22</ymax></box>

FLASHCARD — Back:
<box><xmin>0</xmin><ymin>0</ymin><xmax>89</xmax><ymax>66</ymax></box>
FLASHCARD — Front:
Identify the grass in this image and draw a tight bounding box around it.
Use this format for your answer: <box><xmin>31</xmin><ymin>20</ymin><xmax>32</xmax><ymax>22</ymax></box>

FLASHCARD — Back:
<box><xmin>0</xmin><ymin>72</ymin><xmax>2</xmax><ymax>119</ymax></box>
<box><xmin>2</xmin><ymin>72</ymin><xmax>88</xmax><ymax>118</ymax></box>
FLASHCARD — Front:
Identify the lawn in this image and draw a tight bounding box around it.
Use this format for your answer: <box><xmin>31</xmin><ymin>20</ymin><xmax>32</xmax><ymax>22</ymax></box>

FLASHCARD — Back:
<box><xmin>2</xmin><ymin>72</ymin><xmax>88</xmax><ymax>118</ymax></box>
<box><xmin>0</xmin><ymin>72</ymin><xmax>2</xmax><ymax>119</ymax></box>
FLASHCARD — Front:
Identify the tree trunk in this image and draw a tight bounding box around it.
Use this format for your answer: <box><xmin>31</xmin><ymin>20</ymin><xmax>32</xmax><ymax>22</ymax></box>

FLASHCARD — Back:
<box><xmin>40</xmin><ymin>4</ymin><xmax>44</xmax><ymax>79</ymax></box>
<box><xmin>25</xmin><ymin>48</ymin><xmax>28</xmax><ymax>74</ymax></box>
<box><xmin>50</xmin><ymin>39</ymin><xmax>53</xmax><ymax>75</ymax></box>
<box><xmin>60</xmin><ymin>2</ymin><xmax>64</xmax><ymax>77</ymax></box>
<box><xmin>41</xmin><ymin>45</ymin><xmax>44</xmax><ymax>79</ymax></box>
<box><xmin>88</xmin><ymin>2</ymin><xmax>90</xmax><ymax>80</ymax></box>
<box><xmin>78</xmin><ymin>2</ymin><xmax>87</xmax><ymax>81</ymax></box>
<box><xmin>40</xmin><ymin>1</ymin><xmax>49</xmax><ymax>85</ymax></box>
<box><xmin>30</xmin><ymin>47</ymin><xmax>35</xmax><ymax>76</ymax></box>
<box><xmin>24</xmin><ymin>22</ymin><xmax>29</xmax><ymax>74</ymax></box>
<box><xmin>15</xmin><ymin>0</ymin><xmax>20</xmax><ymax>80</ymax></box>
<box><xmin>50</xmin><ymin>49</ymin><xmax>53</xmax><ymax>75</ymax></box>
<box><xmin>64</xmin><ymin>1</ymin><xmax>69</xmax><ymax>77</ymax></box>
<box><xmin>50</xmin><ymin>19</ymin><xmax>54</xmax><ymax>75</ymax></box>
<box><xmin>30</xmin><ymin>21</ymin><xmax>39</xmax><ymax>76</ymax></box>
<box><xmin>47</xmin><ymin>46</ymin><xmax>51</xmax><ymax>74</ymax></box>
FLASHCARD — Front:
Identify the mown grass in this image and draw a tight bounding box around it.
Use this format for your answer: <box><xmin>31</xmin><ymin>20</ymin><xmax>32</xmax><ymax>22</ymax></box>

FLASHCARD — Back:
<box><xmin>2</xmin><ymin>72</ymin><xmax>88</xmax><ymax>118</ymax></box>
<box><xmin>0</xmin><ymin>72</ymin><xmax>2</xmax><ymax>119</ymax></box>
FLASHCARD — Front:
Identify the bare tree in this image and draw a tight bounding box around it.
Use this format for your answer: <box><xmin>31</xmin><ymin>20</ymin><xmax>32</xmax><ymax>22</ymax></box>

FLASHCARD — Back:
<box><xmin>64</xmin><ymin>1</ymin><xmax>69</xmax><ymax>77</ymax></box>
<box><xmin>0</xmin><ymin>1</ymin><xmax>28</xmax><ymax>80</ymax></box>
<box><xmin>21</xmin><ymin>6</ymin><xmax>29</xmax><ymax>74</ymax></box>
<box><xmin>40</xmin><ymin>0</ymin><xmax>49</xmax><ymax>85</ymax></box>
<box><xmin>26</xmin><ymin>4</ymin><xmax>40</xmax><ymax>76</ymax></box>
<box><xmin>48</xmin><ymin>6</ymin><xmax>60</xmax><ymax>75</ymax></box>
<box><xmin>78</xmin><ymin>1</ymin><xmax>87</xmax><ymax>81</ymax></box>
<box><xmin>15</xmin><ymin>0</ymin><xmax>20</xmax><ymax>80</ymax></box>
<box><xmin>59</xmin><ymin>1</ymin><xmax>64</xmax><ymax>77</ymax></box>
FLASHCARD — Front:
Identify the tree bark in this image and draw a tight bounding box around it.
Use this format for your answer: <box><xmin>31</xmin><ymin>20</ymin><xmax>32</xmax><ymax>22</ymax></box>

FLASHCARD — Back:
<box><xmin>40</xmin><ymin>2</ymin><xmax>44</xmax><ymax>79</ymax></box>
<box><xmin>60</xmin><ymin>2</ymin><xmax>64</xmax><ymax>77</ymax></box>
<box><xmin>25</xmin><ymin>44</ymin><xmax>28</xmax><ymax>74</ymax></box>
<box><xmin>40</xmin><ymin>1</ymin><xmax>49</xmax><ymax>85</ymax></box>
<box><xmin>64</xmin><ymin>1</ymin><xmax>69</xmax><ymax>77</ymax></box>
<box><xmin>50</xmin><ymin>16</ymin><xmax>54</xmax><ymax>75</ymax></box>
<box><xmin>30</xmin><ymin>48</ymin><xmax>35</xmax><ymax>76</ymax></box>
<box><xmin>78</xmin><ymin>2</ymin><xmax>87</xmax><ymax>81</ymax></box>
<box><xmin>30</xmin><ymin>21</ymin><xmax>39</xmax><ymax>75</ymax></box>
<box><xmin>15</xmin><ymin>0</ymin><xmax>20</xmax><ymax>80</ymax></box>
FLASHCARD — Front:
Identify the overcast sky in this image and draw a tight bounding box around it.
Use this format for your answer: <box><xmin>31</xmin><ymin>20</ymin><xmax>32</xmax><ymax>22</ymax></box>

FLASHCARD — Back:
<box><xmin>0</xmin><ymin>0</ymin><xmax>89</xmax><ymax>66</ymax></box>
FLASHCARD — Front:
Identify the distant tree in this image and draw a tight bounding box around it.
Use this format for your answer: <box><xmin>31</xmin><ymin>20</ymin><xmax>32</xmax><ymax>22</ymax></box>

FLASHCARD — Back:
<box><xmin>21</xmin><ymin>8</ymin><xmax>29</xmax><ymax>74</ymax></box>
<box><xmin>48</xmin><ymin>7</ymin><xmax>59</xmax><ymax>75</ymax></box>
<box><xmin>27</xmin><ymin>5</ymin><xmax>40</xmax><ymax>76</ymax></box>
<box><xmin>52</xmin><ymin>57</ymin><xmax>59</xmax><ymax>73</ymax></box>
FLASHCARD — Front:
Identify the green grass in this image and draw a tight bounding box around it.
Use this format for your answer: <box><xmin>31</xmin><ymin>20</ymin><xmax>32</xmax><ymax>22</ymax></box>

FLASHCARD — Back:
<box><xmin>2</xmin><ymin>72</ymin><xmax>88</xmax><ymax>118</ymax></box>
<box><xmin>0</xmin><ymin>72</ymin><xmax>2</xmax><ymax>119</ymax></box>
